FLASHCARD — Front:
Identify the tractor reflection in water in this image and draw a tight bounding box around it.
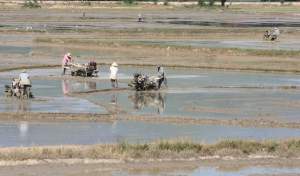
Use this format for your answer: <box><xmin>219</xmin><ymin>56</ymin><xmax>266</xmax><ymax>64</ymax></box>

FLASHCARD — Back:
<box><xmin>3</xmin><ymin>98</ymin><xmax>31</xmax><ymax>112</ymax></box>
<box><xmin>128</xmin><ymin>92</ymin><xmax>166</xmax><ymax>114</ymax></box>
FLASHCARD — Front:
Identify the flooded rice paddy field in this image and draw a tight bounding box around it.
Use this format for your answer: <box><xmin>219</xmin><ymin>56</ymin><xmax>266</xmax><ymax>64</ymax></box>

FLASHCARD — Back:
<box><xmin>0</xmin><ymin>6</ymin><xmax>300</xmax><ymax>176</ymax></box>
<box><xmin>1</xmin><ymin>67</ymin><xmax>300</xmax><ymax>146</ymax></box>
<box><xmin>1</xmin><ymin>120</ymin><xmax>300</xmax><ymax>147</ymax></box>
<box><xmin>2</xmin><ymin>67</ymin><xmax>300</xmax><ymax>119</ymax></box>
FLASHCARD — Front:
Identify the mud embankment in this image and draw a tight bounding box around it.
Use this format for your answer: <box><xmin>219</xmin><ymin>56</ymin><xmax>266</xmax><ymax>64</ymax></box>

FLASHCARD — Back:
<box><xmin>1</xmin><ymin>112</ymin><xmax>300</xmax><ymax>129</ymax></box>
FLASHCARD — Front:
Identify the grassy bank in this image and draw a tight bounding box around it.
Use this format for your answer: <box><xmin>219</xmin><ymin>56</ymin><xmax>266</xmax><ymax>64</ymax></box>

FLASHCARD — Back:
<box><xmin>1</xmin><ymin>139</ymin><xmax>300</xmax><ymax>161</ymax></box>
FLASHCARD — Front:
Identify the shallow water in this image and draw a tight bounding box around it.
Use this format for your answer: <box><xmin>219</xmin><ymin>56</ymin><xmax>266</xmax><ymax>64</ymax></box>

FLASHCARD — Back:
<box><xmin>0</xmin><ymin>76</ymin><xmax>107</xmax><ymax>113</ymax></box>
<box><xmin>1</xmin><ymin>120</ymin><xmax>300</xmax><ymax>147</ymax></box>
<box><xmin>0</xmin><ymin>97</ymin><xmax>105</xmax><ymax>113</ymax></box>
<box><xmin>88</xmin><ymin>89</ymin><xmax>300</xmax><ymax>121</ymax></box>
<box><xmin>0</xmin><ymin>45</ymin><xmax>32</xmax><ymax>54</ymax></box>
<box><xmin>1</xmin><ymin>67</ymin><xmax>300</xmax><ymax>120</ymax></box>
<box><xmin>134</xmin><ymin>40</ymin><xmax>300</xmax><ymax>51</ymax></box>
<box><xmin>116</xmin><ymin>166</ymin><xmax>300</xmax><ymax>176</ymax></box>
<box><xmin>3</xmin><ymin>66</ymin><xmax>300</xmax><ymax>87</ymax></box>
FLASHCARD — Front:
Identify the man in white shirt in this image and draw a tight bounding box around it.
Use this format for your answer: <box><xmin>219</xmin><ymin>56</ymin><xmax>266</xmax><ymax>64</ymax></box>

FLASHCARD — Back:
<box><xmin>110</xmin><ymin>62</ymin><xmax>118</xmax><ymax>88</ymax></box>
<box><xmin>19</xmin><ymin>70</ymin><xmax>31</xmax><ymax>87</ymax></box>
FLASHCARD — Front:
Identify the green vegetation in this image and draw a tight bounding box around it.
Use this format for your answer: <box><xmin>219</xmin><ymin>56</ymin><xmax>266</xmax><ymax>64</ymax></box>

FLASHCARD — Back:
<box><xmin>123</xmin><ymin>0</ymin><xmax>135</xmax><ymax>5</ymax></box>
<box><xmin>1</xmin><ymin>139</ymin><xmax>300</xmax><ymax>161</ymax></box>
<box><xmin>152</xmin><ymin>0</ymin><xmax>158</xmax><ymax>5</ymax></box>
<box><xmin>163</xmin><ymin>0</ymin><xmax>169</xmax><ymax>6</ymax></box>
<box><xmin>198</xmin><ymin>0</ymin><xmax>215</xmax><ymax>6</ymax></box>
<box><xmin>23</xmin><ymin>0</ymin><xmax>41</xmax><ymax>8</ymax></box>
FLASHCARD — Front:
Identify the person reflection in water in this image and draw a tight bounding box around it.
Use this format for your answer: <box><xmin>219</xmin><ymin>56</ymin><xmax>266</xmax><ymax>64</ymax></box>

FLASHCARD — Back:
<box><xmin>19</xmin><ymin>121</ymin><xmax>29</xmax><ymax>140</ymax></box>
<box><xmin>85</xmin><ymin>81</ymin><xmax>96</xmax><ymax>90</ymax></box>
<box><xmin>62</xmin><ymin>79</ymin><xmax>70</xmax><ymax>95</ymax></box>
<box><xmin>110</xmin><ymin>93</ymin><xmax>117</xmax><ymax>105</ymax></box>
<box><xmin>129</xmin><ymin>92</ymin><xmax>165</xmax><ymax>114</ymax></box>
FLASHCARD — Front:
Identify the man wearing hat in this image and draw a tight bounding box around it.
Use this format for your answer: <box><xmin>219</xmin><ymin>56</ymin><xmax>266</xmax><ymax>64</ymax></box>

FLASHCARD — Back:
<box><xmin>62</xmin><ymin>52</ymin><xmax>72</xmax><ymax>75</ymax></box>
<box><xmin>18</xmin><ymin>70</ymin><xmax>31</xmax><ymax>94</ymax></box>
<box><xmin>110</xmin><ymin>62</ymin><xmax>118</xmax><ymax>88</ymax></box>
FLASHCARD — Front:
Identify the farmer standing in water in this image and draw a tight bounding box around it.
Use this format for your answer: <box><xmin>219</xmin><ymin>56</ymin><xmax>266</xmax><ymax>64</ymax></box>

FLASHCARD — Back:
<box><xmin>62</xmin><ymin>52</ymin><xmax>72</xmax><ymax>75</ymax></box>
<box><xmin>110</xmin><ymin>62</ymin><xmax>119</xmax><ymax>88</ymax></box>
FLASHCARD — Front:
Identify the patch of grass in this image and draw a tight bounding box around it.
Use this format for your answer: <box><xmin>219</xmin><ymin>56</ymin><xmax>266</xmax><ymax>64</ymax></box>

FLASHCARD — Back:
<box><xmin>229</xmin><ymin>5</ymin><xmax>300</xmax><ymax>13</ymax></box>
<box><xmin>1</xmin><ymin>139</ymin><xmax>300</xmax><ymax>161</ymax></box>
<box><xmin>239</xmin><ymin>48</ymin><xmax>300</xmax><ymax>58</ymax></box>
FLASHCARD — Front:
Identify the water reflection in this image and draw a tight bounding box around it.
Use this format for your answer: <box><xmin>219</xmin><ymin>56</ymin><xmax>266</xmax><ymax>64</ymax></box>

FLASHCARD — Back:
<box><xmin>62</xmin><ymin>79</ymin><xmax>96</xmax><ymax>95</ymax></box>
<box><xmin>18</xmin><ymin>121</ymin><xmax>29</xmax><ymax>139</ymax></box>
<box><xmin>129</xmin><ymin>92</ymin><xmax>166</xmax><ymax>114</ymax></box>
<box><xmin>17</xmin><ymin>100</ymin><xmax>31</xmax><ymax>112</ymax></box>
<box><xmin>110</xmin><ymin>93</ymin><xmax>117</xmax><ymax>105</ymax></box>
<box><xmin>3</xmin><ymin>98</ymin><xmax>31</xmax><ymax>112</ymax></box>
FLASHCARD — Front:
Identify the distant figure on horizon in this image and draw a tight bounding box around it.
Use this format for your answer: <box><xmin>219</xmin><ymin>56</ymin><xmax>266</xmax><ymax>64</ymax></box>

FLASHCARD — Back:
<box><xmin>138</xmin><ymin>13</ymin><xmax>144</xmax><ymax>22</ymax></box>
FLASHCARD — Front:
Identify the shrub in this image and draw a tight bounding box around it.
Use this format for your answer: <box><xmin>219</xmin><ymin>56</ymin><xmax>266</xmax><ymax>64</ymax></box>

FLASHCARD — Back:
<box><xmin>163</xmin><ymin>0</ymin><xmax>169</xmax><ymax>6</ymax></box>
<box><xmin>198</xmin><ymin>0</ymin><xmax>215</xmax><ymax>7</ymax></box>
<box><xmin>23</xmin><ymin>0</ymin><xmax>41</xmax><ymax>8</ymax></box>
<box><xmin>208</xmin><ymin>0</ymin><xmax>215</xmax><ymax>6</ymax></box>
<box><xmin>198</xmin><ymin>0</ymin><xmax>205</xmax><ymax>6</ymax></box>
<box><xmin>123</xmin><ymin>0</ymin><xmax>135</xmax><ymax>5</ymax></box>
<box><xmin>153</xmin><ymin>0</ymin><xmax>158</xmax><ymax>5</ymax></box>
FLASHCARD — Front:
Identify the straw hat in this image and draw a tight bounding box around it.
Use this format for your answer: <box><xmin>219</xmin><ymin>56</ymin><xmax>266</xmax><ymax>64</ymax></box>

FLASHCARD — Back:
<box><xmin>111</xmin><ymin>62</ymin><xmax>118</xmax><ymax>67</ymax></box>
<box><xmin>22</xmin><ymin>69</ymin><xmax>27</xmax><ymax>73</ymax></box>
<box><xmin>67</xmin><ymin>53</ymin><xmax>71</xmax><ymax>57</ymax></box>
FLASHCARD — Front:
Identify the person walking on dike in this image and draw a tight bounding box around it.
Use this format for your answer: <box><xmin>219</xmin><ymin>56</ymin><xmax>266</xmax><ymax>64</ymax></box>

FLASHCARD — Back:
<box><xmin>62</xmin><ymin>52</ymin><xmax>72</xmax><ymax>75</ymax></box>
<box><xmin>110</xmin><ymin>62</ymin><xmax>118</xmax><ymax>88</ymax></box>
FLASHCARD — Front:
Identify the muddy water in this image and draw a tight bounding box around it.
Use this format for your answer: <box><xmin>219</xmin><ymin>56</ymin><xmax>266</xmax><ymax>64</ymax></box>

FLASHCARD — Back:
<box><xmin>87</xmin><ymin>67</ymin><xmax>300</xmax><ymax>121</ymax></box>
<box><xmin>117</xmin><ymin>166</ymin><xmax>300</xmax><ymax>176</ymax></box>
<box><xmin>0</xmin><ymin>45</ymin><xmax>32</xmax><ymax>54</ymax></box>
<box><xmin>134</xmin><ymin>40</ymin><xmax>300</xmax><ymax>51</ymax></box>
<box><xmin>0</xmin><ymin>75</ymin><xmax>107</xmax><ymax>113</ymax></box>
<box><xmin>1</xmin><ymin>120</ymin><xmax>300</xmax><ymax>147</ymax></box>
<box><xmin>90</xmin><ymin>89</ymin><xmax>300</xmax><ymax>121</ymax></box>
<box><xmin>1</xmin><ymin>67</ymin><xmax>300</xmax><ymax>152</ymax></box>
<box><xmin>1</xmin><ymin>67</ymin><xmax>300</xmax><ymax>120</ymax></box>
